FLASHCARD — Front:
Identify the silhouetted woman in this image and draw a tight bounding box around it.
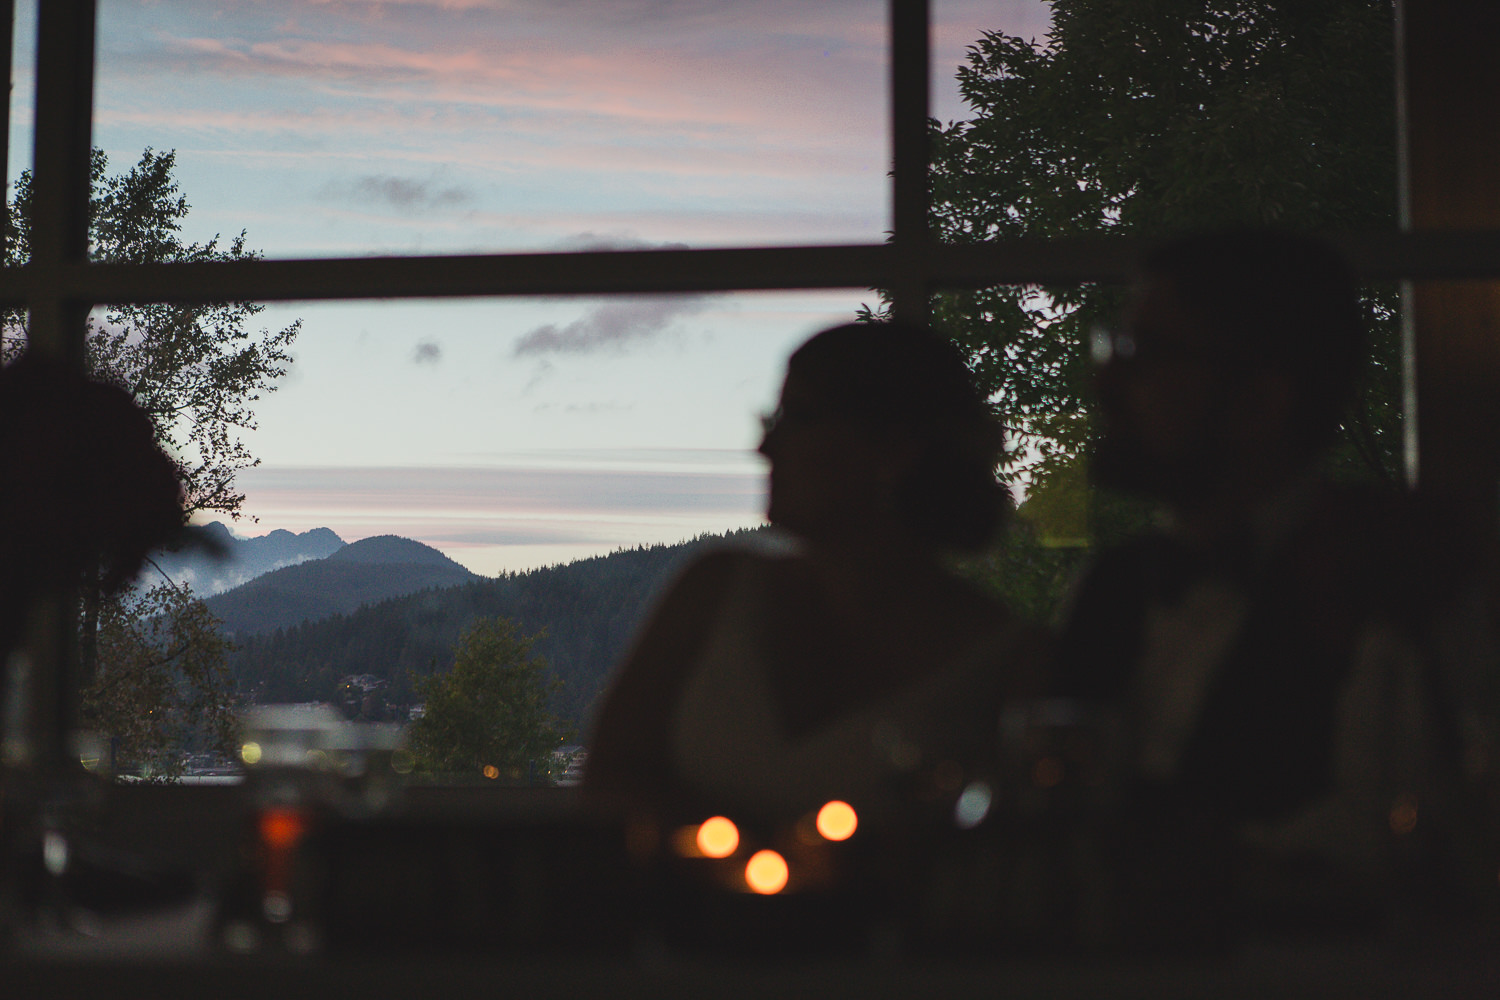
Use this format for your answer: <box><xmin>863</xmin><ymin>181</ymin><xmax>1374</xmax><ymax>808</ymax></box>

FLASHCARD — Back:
<box><xmin>585</xmin><ymin>322</ymin><xmax>1037</xmax><ymax>828</ymax></box>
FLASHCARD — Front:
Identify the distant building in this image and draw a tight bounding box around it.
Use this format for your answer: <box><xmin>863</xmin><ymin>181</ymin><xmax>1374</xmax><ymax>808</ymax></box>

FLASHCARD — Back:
<box><xmin>337</xmin><ymin>674</ymin><xmax>394</xmax><ymax>721</ymax></box>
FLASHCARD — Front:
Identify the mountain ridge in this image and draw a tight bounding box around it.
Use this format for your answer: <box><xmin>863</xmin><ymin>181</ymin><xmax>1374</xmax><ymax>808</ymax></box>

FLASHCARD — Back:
<box><xmin>147</xmin><ymin>524</ymin><xmax>346</xmax><ymax>595</ymax></box>
<box><xmin>204</xmin><ymin>534</ymin><xmax>478</xmax><ymax>636</ymax></box>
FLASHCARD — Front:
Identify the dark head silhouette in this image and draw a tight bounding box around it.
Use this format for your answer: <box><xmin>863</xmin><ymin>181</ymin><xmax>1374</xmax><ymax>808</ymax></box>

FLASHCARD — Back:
<box><xmin>760</xmin><ymin>321</ymin><xmax>1007</xmax><ymax>551</ymax></box>
<box><xmin>1094</xmin><ymin>229</ymin><xmax>1364</xmax><ymax>505</ymax></box>
<box><xmin>0</xmin><ymin>354</ymin><xmax>184</xmax><ymax>656</ymax></box>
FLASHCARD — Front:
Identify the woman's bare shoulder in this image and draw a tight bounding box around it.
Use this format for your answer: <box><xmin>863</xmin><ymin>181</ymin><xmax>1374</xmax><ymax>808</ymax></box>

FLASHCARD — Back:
<box><xmin>583</xmin><ymin>547</ymin><xmax>760</xmax><ymax>805</ymax></box>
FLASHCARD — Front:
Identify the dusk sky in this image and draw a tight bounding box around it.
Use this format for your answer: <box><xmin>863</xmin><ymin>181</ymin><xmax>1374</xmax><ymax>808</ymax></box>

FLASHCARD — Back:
<box><xmin>12</xmin><ymin>1</ymin><xmax>1052</xmax><ymax>575</ymax></box>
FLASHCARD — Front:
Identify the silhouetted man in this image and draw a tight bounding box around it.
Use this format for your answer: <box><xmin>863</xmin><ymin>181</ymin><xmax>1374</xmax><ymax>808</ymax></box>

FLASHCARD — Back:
<box><xmin>1055</xmin><ymin>230</ymin><xmax>1487</xmax><ymax>942</ymax></box>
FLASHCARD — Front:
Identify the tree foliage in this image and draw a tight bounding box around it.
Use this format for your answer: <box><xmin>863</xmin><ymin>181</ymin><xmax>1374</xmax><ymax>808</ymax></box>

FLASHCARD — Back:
<box><xmin>873</xmin><ymin>0</ymin><xmax>1400</xmax><ymax>493</ymax></box>
<box><xmin>407</xmin><ymin>617</ymin><xmax>571</xmax><ymax>779</ymax></box>
<box><xmin>81</xmin><ymin>582</ymin><xmax>236</xmax><ymax>780</ymax></box>
<box><xmin>3</xmin><ymin>147</ymin><xmax>301</xmax><ymax>519</ymax></box>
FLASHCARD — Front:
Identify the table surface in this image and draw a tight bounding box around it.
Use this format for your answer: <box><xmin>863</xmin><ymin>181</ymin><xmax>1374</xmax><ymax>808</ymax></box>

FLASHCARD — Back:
<box><xmin>6</xmin><ymin>896</ymin><xmax>1500</xmax><ymax>1000</ymax></box>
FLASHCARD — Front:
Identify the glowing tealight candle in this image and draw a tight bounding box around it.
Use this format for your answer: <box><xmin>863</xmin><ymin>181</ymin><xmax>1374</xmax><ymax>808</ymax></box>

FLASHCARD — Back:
<box><xmin>815</xmin><ymin>800</ymin><xmax>858</xmax><ymax>841</ymax></box>
<box><xmin>696</xmin><ymin>816</ymin><xmax>740</xmax><ymax>858</ymax></box>
<box><xmin>745</xmin><ymin>849</ymin><xmax>789</xmax><ymax>894</ymax></box>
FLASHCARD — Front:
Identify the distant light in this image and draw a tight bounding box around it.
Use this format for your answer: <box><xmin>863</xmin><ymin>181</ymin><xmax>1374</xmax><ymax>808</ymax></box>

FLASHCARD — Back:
<box><xmin>263</xmin><ymin>890</ymin><xmax>293</xmax><ymax>924</ymax></box>
<box><xmin>954</xmin><ymin>781</ymin><xmax>993</xmax><ymax>830</ymax></box>
<box><xmin>222</xmin><ymin>920</ymin><xmax>261</xmax><ymax>953</ymax></box>
<box><xmin>1090</xmin><ymin>325</ymin><xmax>1115</xmax><ymax>365</ymax></box>
<box><xmin>260</xmin><ymin>808</ymin><xmax>307</xmax><ymax>850</ymax></box>
<box><xmin>816</xmin><ymin>801</ymin><xmax>858</xmax><ymax>842</ymax></box>
<box><xmin>482</xmin><ymin>764</ymin><xmax>500</xmax><ymax>780</ymax></box>
<box><xmin>240</xmin><ymin>741</ymin><xmax>263</xmax><ymax>765</ymax></box>
<box><xmin>696</xmin><ymin>816</ymin><xmax>740</xmax><ymax>858</ymax></box>
<box><xmin>745</xmin><ymin>850</ymin><xmax>789</xmax><ymax>895</ymax></box>
<box><xmin>43</xmin><ymin>831</ymin><xmax>68</xmax><ymax>876</ymax></box>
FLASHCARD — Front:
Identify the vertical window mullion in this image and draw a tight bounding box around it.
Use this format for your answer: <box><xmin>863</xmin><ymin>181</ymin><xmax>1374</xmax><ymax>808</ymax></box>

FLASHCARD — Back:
<box><xmin>19</xmin><ymin>0</ymin><xmax>96</xmax><ymax>771</ymax></box>
<box><xmin>889</xmin><ymin>0</ymin><xmax>931</xmax><ymax>326</ymax></box>
<box><xmin>29</xmin><ymin>0</ymin><xmax>94</xmax><ymax>365</ymax></box>
<box><xmin>0</xmin><ymin>0</ymin><xmax>14</xmax><ymax>266</ymax></box>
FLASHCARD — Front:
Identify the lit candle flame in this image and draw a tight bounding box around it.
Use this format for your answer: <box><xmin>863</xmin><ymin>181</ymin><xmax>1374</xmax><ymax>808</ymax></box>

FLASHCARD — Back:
<box><xmin>815</xmin><ymin>800</ymin><xmax>858</xmax><ymax>841</ymax></box>
<box><xmin>696</xmin><ymin>816</ymin><xmax>740</xmax><ymax>858</ymax></box>
<box><xmin>745</xmin><ymin>849</ymin><xmax>789</xmax><ymax>894</ymax></box>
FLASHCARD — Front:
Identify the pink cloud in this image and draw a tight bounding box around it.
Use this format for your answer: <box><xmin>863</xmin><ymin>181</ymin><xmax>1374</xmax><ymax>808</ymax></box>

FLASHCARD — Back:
<box><xmin>112</xmin><ymin>0</ymin><xmax>1054</xmax><ymax>155</ymax></box>
<box><xmin>97</xmin><ymin>102</ymin><xmax>881</xmax><ymax>189</ymax></box>
<box><xmin>145</xmin><ymin>29</ymin><xmax>884</xmax><ymax>139</ymax></box>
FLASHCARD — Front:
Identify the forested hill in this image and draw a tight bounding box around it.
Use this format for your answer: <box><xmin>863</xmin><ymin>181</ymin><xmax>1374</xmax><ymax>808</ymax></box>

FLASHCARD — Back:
<box><xmin>205</xmin><ymin>535</ymin><xmax>477</xmax><ymax>636</ymax></box>
<box><xmin>228</xmin><ymin>529</ymin><xmax>765</xmax><ymax>726</ymax></box>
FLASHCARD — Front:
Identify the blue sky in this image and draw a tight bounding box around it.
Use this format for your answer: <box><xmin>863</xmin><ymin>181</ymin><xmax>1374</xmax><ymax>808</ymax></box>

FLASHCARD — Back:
<box><xmin>12</xmin><ymin>0</ymin><xmax>1051</xmax><ymax>574</ymax></box>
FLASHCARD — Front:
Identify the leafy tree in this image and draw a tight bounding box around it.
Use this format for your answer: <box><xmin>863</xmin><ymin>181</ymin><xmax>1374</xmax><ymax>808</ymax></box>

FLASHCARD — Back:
<box><xmin>870</xmin><ymin>0</ymin><xmax>1399</xmax><ymax>490</ymax></box>
<box><xmin>407</xmin><ymin>617</ymin><xmax>571</xmax><ymax>779</ymax></box>
<box><xmin>3</xmin><ymin>148</ymin><xmax>301</xmax><ymax>519</ymax></box>
<box><xmin>81</xmin><ymin>582</ymin><xmax>235</xmax><ymax>780</ymax></box>
<box><xmin>2</xmin><ymin>148</ymin><xmax>299</xmax><ymax>767</ymax></box>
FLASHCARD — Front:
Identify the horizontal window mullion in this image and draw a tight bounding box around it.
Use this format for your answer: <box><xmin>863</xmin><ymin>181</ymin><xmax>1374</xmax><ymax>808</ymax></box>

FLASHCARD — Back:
<box><xmin>5</xmin><ymin>232</ymin><xmax>1500</xmax><ymax>308</ymax></box>
<box><xmin>1</xmin><ymin>244</ymin><xmax>895</xmax><ymax>305</ymax></box>
<box><xmin>1338</xmin><ymin>229</ymin><xmax>1500</xmax><ymax>281</ymax></box>
<box><xmin>0</xmin><ymin>239</ymin><xmax>1157</xmax><ymax>305</ymax></box>
<box><xmin>924</xmin><ymin>232</ymin><xmax>1500</xmax><ymax>289</ymax></box>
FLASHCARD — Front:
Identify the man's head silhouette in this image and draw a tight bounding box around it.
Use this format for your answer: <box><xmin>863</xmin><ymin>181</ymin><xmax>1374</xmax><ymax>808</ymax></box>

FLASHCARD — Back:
<box><xmin>1092</xmin><ymin>229</ymin><xmax>1364</xmax><ymax>508</ymax></box>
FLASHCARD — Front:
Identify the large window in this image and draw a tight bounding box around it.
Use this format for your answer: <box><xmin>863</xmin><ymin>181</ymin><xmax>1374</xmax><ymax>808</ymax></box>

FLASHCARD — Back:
<box><xmin>5</xmin><ymin>0</ymin><xmax>1497</xmax><ymax>771</ymax></box>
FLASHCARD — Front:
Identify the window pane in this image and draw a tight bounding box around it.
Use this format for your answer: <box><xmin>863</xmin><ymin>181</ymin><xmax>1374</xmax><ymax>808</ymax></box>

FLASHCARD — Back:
<box><xmin>83</xmin><ymin>289</ymin><xmax>868</xmax><ymax>777</ymax></box>
<box><xmin>5</xmin><ymin>0</ymin><xmax>39</xmax><ymax>265</ymax></box>
<box><xmin>232</xmin><ymin>292</ymin><xmax>869</xmax><ymax>574</ymax></box>
<box><xmin>93</xmin><ymin>0</ymin><xmax>889</xmax><ymax>259</ymax></box>
<box><xmin>104</xmin><ymin>290</ymin><xmax>869</xmax><ymax>574</ymax></box>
